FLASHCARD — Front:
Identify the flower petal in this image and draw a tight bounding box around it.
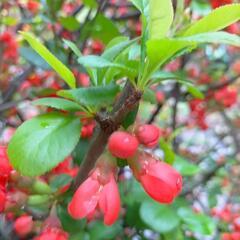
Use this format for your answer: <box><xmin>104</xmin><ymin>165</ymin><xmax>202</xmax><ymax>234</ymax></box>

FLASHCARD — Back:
<box><xmin>68</xmin><ymin>177</ymin><xmax>100</xmax><ymax>219</ymax></box>
<box><xmin>99</xmin><ymin>175</ymin><xmax>120</xmax><ymax>225</ymax></box>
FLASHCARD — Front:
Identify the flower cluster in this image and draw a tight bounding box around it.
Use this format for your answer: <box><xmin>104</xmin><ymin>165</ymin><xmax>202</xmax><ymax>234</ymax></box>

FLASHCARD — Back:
<box><xmin>68</xmin><ymin>125</ymin><xmax>182</xmax><ymax>225</ymax></box>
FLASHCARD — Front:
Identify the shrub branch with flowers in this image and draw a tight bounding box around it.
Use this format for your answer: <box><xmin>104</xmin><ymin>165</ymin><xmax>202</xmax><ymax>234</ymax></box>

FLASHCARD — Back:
<box><xmin>0</xmin><ymin>0</ymin><xmax>240</xmax><ymax>239</ymax></box>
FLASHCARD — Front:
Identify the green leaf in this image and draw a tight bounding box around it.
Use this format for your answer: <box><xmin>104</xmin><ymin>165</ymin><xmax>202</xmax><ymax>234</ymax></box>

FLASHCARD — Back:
<box><xmin>150</xmin><ymin>70</ymin><xmax>204</xmax><ymax>99</ymax></box>
<box><xmin>140</xmin><ymin>200</ymin><xmax>180</xmax><ymax>233</ymax></box>
<box><xmin>20</xmin><ymin>47</ymin><xmax>50</xmax><ymax>70</ymax></box>
<box><xmin>185</xmin><ymin>83</ymin><xmax>204</xmax><ymax>99</ymax></box>
<box><xmin>82</xmin><ymin>0</ymin><xmax>97</xmax><ymax>8</ymax></box>
<box><xmin>181</xmin><ymin>4</ymin><xmax>240</xmax><ymax>37</ymax></box>
<box><xmin>81</xmin><ymin>14</ymin><xmax>120</xmax><ymax>44</ymax></box>
<box><xmin>102</xmin><ymin>38</ymin><xmax>138</xmax><ymax>61</ymax></box>
<box><xmin>63</xmin><ymin>39</ymin><xmax>82</xmax><ymax>57</ymax></box>
<box><xmin>166</xmin><ymin>79</ymin><xmax>204</xmax><ymax>99</ymax></box>
<box><xmin>173</xmin><ymin>155</ymin><xmax>200</xmax><ymax>176</ymax></box>
<box><xmin>58</xmin><ymin>205</ymin><xmax>86</xmax><ymax>234</ymax></box>
<box><xmin>58</xmin><ymin>84</ymin><xmax>120</xmax><ymax>108</ymax></box>
<box><xmin>63</xmin><ymin>39</ymin><xmax>97</xmax><ymax>85</ymax></box>
<box><xmin>178</xmin><ymin>207</ymin><xmax>216</xmax><ymax>235</ymax></box>
<box><xmin>59</xmin><ymin>17</ymin><xmax>80</xmax><ymax>31</ymax></box>
<box><xmin>2</xmin><ymin>16</ymin><xmax>17</xmax><ymax>26</ymax></box>
<box><xmin>20</xmin><ymin>32</ymin><xmax>76</xmax><ymax>88</ymax></box>
<box><xmin>32</xmin><ymin>97</ymin><xmax>84</xmax><ymax>112</ymax></box>
<box><xmin>159</xmin><ymin>139</ymin><xmax>175</xmax><ymax>164</ymax></box>
<box><xmin>78</xmin><ymin>55</ymin><xmax>137</xmax><ymax>75</ymax></box>
<box><xmin>89</xmin><ymin>221</ymin><xmax>122</xmax><ymax>240</ymax></box>
<box><xmin>50</xmin><ymin>174</ymin><xmax>73</xmax><ymax>191</ymax></box>
<box><xmin>78</xmin><ymin>55</ymin><xmax>137</xmax><ymax>81</ymax></box>
<box><xmin>149</xmin><ymin>0</ymin><xmax>174</xmax><ymax>39</ymax></box>
<box><xmin>143</xmin><ymin>39</ymin><xmax>196</xmax><ymax>86</ymax></box>
<box><xmin>46</xmin><ymin>0</ymin><xmax>64</xmax><ymax>12</ymax></box>
<box><xmin>8</xmin><ymin>113</ymin><xmax>81</xmax><ymax>176</ymax></box>
<box><xmin>105</xmin><ymin>36</ymin><xmax>129</xmax><ymax>50</ymax></box>
<box><xmin>151</xmin><ymin>71</ymin><xmax>182</xmax><ymax>81</ymax></box>
<box><xmin>143</xmin><ymin>89</ymin><xmax>157</xmax><ymax>104</ymax></box>
<box><xmin>179</xmin><ymin>31</ymin><xmax>240</xmax><ymax>47</ymax></box>
<box><xmin>78</xmin><ymin>55</ymin><xmax>123</xmax><ymax>68</ymax></box>
<box><xmin>129</xmin><ymin>0</ymin><xmax>144</xmax><ymax>12</ymax></box>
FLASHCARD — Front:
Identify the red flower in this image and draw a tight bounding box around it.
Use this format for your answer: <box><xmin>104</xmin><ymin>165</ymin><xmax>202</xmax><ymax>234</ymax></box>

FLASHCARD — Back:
<box><xmin>210</xmin><ymin>0</ymin><xmax>232</xmax><ymax>9</ymax></box>
<box><xmin>14</xmin><ymin>215</ymin><xmax>34</xmax><ymax>237</ymax></box>
<box><xmin>68</xmin><ymin>168</ymin><xmax>120</xmax><ymax>225</ymax></box>
<box><xmin>131</xmin><ymin>152</ymin><xmax>182</xmax><ymax>204</ymax></box>
<box><xmin>135</xmin><ymin>124</ymin><xmax>160</xmax><ymax>148</ymax></box>
<box><xmin>214</xmin><ymin>86</ymin><xmax>238</xmax><ymax>108</ymax></box>
<box><xmin>35</xmin><ymin>227</ymin><xmax>69</xmax><ymax>240</ymax></box>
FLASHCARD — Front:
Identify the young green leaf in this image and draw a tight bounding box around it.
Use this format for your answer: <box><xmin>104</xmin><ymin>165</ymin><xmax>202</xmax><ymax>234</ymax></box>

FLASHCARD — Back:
<box><xmin>179</xmin><ymin>31</ymin><xmax>240</xmax><ymax>47</ymax></box>
<box><xmin>181</xmin><ymin>4</ymin><xmax>240</xmax><ymax>37</ymax></box>
<box><xmin>8</xmin><ymin>113</ymin><xmax>81</xmax><ymax>176</ymax></box>
<box><xmin>142</xmin><ymin>39</ymin><xmax>196</xmax><ymax>87</ymax></box>
<box><xmin>63</xmin><ymin>39</ymin><xmax>98</xmax><ymax>85</ymax></box>
<box><xmin>20</xmin><ymin>32</ymin><xmax>76</xmax><ymax>88</ymax></box>
<box><xmin>149</xmin><ymin>0</ymin><xmax>174</xmax><ymax>39</ymax></box>
<box><xmin>57</xmin><ymin>84</ymin><xmax>120</xmax><ymax>108</ymax></box>
<box><xmin>63</xmin><ymin>39</ymin><xmax>82</xmax><ymax>57</ymax></box>
<box><xmin>59</xmin><ymin>16</ymin><xmax>80</xmax><ymax>31</ymax></box>
<box><xmin>32</xmin><ymin>97</ymin><xmax>84</xmax><ymax>111</ymax></box>
<box><xmin>160</xmin><ymin>139</ymin><xmax>175</xmax><ymax>165</ymax></box>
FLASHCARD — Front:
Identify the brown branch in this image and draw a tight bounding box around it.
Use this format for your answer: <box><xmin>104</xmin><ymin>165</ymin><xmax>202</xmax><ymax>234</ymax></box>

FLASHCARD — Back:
<box><xmin>207</xmin><ymin>74</ymin><xmax>240</xmax><ymax>92</ymax></box>
<box><xmin>73</xmin><ymin>82</ymin><xmax>142</xmax><ymax>190</ymax></box>
<box><xmin>147</xmin><ymin>103</ymin><xmax>163</xmax><ymax>124</ymax></box>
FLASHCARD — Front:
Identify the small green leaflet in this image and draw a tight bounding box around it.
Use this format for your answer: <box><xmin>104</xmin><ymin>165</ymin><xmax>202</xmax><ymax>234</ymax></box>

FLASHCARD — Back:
<box><xmin>8</xmin><ymin>113</ymin><xmax>81</xmax><ymax>176</ymax></box>
<box><xmin>160</xmin><ymin>139</ymin><xmax>175</xmax><ymax>165</ymax></box>
<box><xmin>32</xmin><ymin>97</ymin><xmax>84</xmax><ymax>112</ymax></box>
<box><xmin>58</xmin><ymin>84</ymin><xmax>120</xmax><ymax>108</ymax></box>
<box><xmin>181</xmin><ymin>4</ymin><xmax>240</xmax><ymax>37</ymax></box>
<box><xmin>149</xmin><ymin>0</ymin><xmax>174</xmax><ymax>39</ymax></box>
<box><xmin>20</xmin><ymin>32</ymin><xmax>76</xmax><ymax>89</ymax></box>
<box><xmin>142</xmin><ymin>39</ymin><xmax>196</xmax><ymax>87</ymax></box>
<box><xmin>63</xmin><ymin>39</ymin><xmax>98</xmax><ymax>85</ymax></box>
<box><xmin>179</xmin><ymin>31</ymin><xmax>240</xmax><ymax>47</ymax></box>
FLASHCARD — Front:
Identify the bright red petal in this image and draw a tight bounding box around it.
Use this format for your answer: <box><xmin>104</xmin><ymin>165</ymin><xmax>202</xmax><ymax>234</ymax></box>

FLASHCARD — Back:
<box><xmin>68</xmin><ymin>177</ymin><xmax>100</xmax><ymax>219</ymax></box>
<box><xmin>140</xmin><ymin>174</ymin><xmax>175</xmax><ymax>204</ymax></box>
<box><xmin>99</xmin><ymin>175</ymin><xmax>120</xmax><ymax>225</ymax></box>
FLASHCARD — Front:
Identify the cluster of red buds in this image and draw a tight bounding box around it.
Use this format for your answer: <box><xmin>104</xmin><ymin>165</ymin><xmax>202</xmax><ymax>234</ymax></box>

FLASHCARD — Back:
<box><xmin>211</xmin><ymin>204</ymin><xmax>240</xmax><ymax>240</ymax></box>
<box><xmin>68</xmin><ymin>124</ymin><xmax>182</xmax><ymax>225</ymax></box>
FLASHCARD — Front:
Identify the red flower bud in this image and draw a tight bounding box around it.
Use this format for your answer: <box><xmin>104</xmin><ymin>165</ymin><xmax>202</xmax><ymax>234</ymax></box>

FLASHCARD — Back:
<box><xmin>68</xmin><ymin>168</ymin><xmax>120</xmax><ymax>226</ymax></box>
<box><xmin>35</xmin><ymin>227</ymin><xmax>69</xmax><ymax>240</ymax></box>
<box><xmin>210</xmin><ymin>0</ymin><xmax>232</xmax><ymax>9</ymax></box>
<box><xmin>14</xmin><ymin>215</ymin><xmax>34</xmax><ymax>237</ymax></box>
<box><xmin>132</xmin><ymin>153</ymin><xmax>182</xmax><ymax>204</ymax></box>
<box><xmin>108</xmin><ymin>131</ymin><xmax>139</xmax><ymax>159</ymax></box>
<box><xmin>135</xmin><ymin>124</ymin><xmax>160</xmax><ymax>148</ymax></box>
